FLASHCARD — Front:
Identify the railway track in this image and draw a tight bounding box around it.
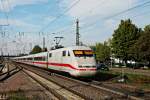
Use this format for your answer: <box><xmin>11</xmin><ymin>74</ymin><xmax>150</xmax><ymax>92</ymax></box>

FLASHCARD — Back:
<box><xmin>89</xmin><ymin>80</ymin><xmax>150</xmax><ymax>100</ymax></box>
<box><xmin>13</xmin><ymin>63</ymin><xmax>84</xmax><ymax>100</ymax></box>
<box><xmin>46</xmin><ymin>72</ymin><xmax>144</xmax><ymax>100</ymax></box>
<box><xmin>0</xmin><ymin>62</ymin><xmax>22</xmax><ymax>100</ymax></box>
<box><xmin>13</xmin><ymin>62</ymin><xmax>144</xmax><ymax>100</ymax></box>
<box><xmin>0</xmin><ymin>62</ymin><xmax>22</xmax><ymax>81</ymax></box>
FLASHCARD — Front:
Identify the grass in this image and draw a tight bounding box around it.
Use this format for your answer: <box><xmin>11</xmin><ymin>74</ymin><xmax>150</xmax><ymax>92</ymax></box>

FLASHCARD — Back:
<box><xmin>97</xmin><ymin>70</ymin><xmax>150</xmax><ymax>90</ymax></box>
<box><xmin>126</xmin><ymin>73</ymin><xmax>150</xmax><ymax>83</ymax></box>
<box><xmin>123</xmin><ymin>73</ymin><xmax>150</xmax><ymax>90</ymax></box>
<box><xmin>141</xmin><ymin>83</ymin><xmax>150</xmax><ymax>90</ymax></box>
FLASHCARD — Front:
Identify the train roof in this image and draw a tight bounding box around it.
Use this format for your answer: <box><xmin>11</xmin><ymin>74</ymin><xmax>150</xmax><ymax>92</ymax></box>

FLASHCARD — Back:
<box><xmin>48</xmin><ymin>46</ymin><xmax>91</xmax><ymax>52</ymax></box>
<box><xmin>68</xmin><ymin>46</ymin><xmax>91</xmax><ymax>50</ymax></box>
<box><xmin>13</xmin><ymin>46</ymin><xmax>92</xmax><ymax>59</ymax></box>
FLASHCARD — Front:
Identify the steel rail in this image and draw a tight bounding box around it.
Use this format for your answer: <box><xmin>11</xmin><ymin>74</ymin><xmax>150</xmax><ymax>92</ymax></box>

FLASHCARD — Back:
<box><xmin>14</xmin><ymin>63</ymin><xmax>85</xmax><ymax>100</ymax></box>
<box><xmin>14</xmin><ymin>62</ymin><xmax>144</xmax><ymax>100</ymax></box>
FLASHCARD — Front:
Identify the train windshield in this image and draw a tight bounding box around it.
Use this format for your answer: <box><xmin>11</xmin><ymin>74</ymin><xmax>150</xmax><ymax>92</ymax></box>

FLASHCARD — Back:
<box><xmin>73</xmin><ymin>50</ymin><xmax>94</xmax><ymax>57</ymax></box>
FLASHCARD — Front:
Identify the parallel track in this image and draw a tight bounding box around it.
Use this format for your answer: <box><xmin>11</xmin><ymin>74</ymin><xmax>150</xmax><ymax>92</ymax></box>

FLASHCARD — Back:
<box><xmin>14</xmin><ymin>62</ymin><xmax>144</xmax><ymax>100</ymax></box>
<box><xmin>0</xmin><ymin>62</ymin><xmax>22</xmax><ymax>81</ymax></box>
<box><xmin>13</xmin><ymin>63</ymin><xmax>84</xmax><ymax>100</ymax></box>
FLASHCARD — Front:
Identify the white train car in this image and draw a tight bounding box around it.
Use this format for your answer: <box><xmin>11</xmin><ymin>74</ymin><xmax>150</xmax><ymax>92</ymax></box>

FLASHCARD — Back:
<box><xmin>13</xmin><ymin>46</ymin><xmax>97</xmax><ymax>77</ymax></box>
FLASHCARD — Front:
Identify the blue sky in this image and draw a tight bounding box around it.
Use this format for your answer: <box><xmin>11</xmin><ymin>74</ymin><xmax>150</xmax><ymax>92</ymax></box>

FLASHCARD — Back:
<box><xmin>0</xmin><ymin>0</ymin><xmax>150</xmax><ymax>55</ymax></box>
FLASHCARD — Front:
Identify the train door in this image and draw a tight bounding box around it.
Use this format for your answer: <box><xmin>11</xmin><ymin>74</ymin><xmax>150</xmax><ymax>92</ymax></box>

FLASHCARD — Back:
<box><xmin>55</xmin><ymin>51</ymin><xmax>62</xmax><ymax>71</ymax></box>
<box><xmin>61</xmin><ymin>50</ymin><xmax>72</xmax><ymax>71</ymax></box>
<box><xmin>46</xmin><ymin>52</ymin><xmax>48</xmax><ymax>69</ymax></box>
<box><xmin>67</xmin><ymin>50</ymin><xmax>72</xmax><ymax>64</ymax></box>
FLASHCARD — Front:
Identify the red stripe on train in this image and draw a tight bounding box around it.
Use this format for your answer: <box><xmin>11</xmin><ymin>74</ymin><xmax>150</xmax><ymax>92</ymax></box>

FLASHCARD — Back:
<box><xmin>33</xmin><ymin>61</ymin><xmax>96</xmax><ymax>71</ymax></box>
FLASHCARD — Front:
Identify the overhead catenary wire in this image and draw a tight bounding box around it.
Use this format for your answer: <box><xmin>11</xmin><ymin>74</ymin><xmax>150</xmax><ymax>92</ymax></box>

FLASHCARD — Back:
<box><xmin>51</xmin><ymin>0</ymin><xmax>149</xmax><ymax>37</ymax></box>
<box><xmin>4</xmin><ymin>0</ymin><xmax>27</xmax><ymax>55</ymax></box>
<box><xmin>2</xmin><ymin>0</ymin><xmax>150</xmax><ymax>54</ymax></box>
<box><xmin>46</xmin><ymin>0</ymin><xmax>150</xmax><ymax>37</ymax></box>
<box><xmin>104</xmin><ymin>0</ymin><xmax>150</xmax><ymax>20</ymax></box>
<box><xmin>80</xmin><ymin>0</ymin><xmax>150</xmax><ymax>32</ymax></box>
<box><xmin>39</xmin><ymin>0</ymin><xmax>81</xmax><ymax>32</ymax></box>
<box><xmin>0</xmin><ymin>0</ymin><xmax>9</xmax><ymax>26</ymax></box>
<box><xmin>131</xmin><ymin>9</ymin><xmax>150</xmax><ymax>19</ymax></box>
<box><xmin>6</xmin><ymin>0</ymin><xmax>16</xmax><ymax>31</ymax></box>
<box><xmin>53</xmin><ymin>0</ymin><xmax>109</xmax><ymax>34</ymax></box>
<box><xmin>0</xmin><ymin>0</ymin><xmax>11</xmax><ymax>55</ymax></box>
<box><xmin>46</xmin><ymin>0</ymin><xmax>109</xmax><ymax>38</ymax></box>
<box><xmin>32</xmin><ymin>0</ymin><xmax>108</xmax><ymax>39</ymax></box>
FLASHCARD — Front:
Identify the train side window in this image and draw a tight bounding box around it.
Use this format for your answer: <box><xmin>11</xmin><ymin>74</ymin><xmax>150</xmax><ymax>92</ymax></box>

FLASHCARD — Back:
<box><xmin>43</xmin><ymin>57</ymin><xmax>46</xmax><ymax>61</ymax></box>
<box><xmin>68</xmin><ymin>51</ymin><xmax>70</xmax><ymax>56</ymax></box>
<box><xmin>49</xmin><ymin>53</ymin><xmax>52</xmax><ymax>57</ymax></box>
<box><xmin>34</xmin><ymin>57</ymin><xmax>37</xmax><ymax>61</ymax></box>
<box><xmin>62</xmin><ymin>51</ymin><xmax>66</xmax><ymax>56</ymax></box>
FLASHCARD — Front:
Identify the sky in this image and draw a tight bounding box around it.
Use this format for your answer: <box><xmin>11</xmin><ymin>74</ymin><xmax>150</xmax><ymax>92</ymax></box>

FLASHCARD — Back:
<box><xmin>0</xmin><ymin>0</ymin><xmax>150</xmax><ymax>55</ymax></box>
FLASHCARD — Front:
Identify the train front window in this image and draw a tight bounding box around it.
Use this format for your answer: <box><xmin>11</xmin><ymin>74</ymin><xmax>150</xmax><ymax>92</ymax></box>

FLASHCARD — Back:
<box><xmin>49</xmin><ymin>53</ymin><xmax>52</xmax><ymax>57</ymax></box>
<box><xmin>84</xmin><ymin>50</ymin><xmax>94</xmax><ymax>57</ymax></box>
<box><xmin>73</xmin><ymin>50</ymin><xmax>84</xmax><ymax>57</ymax></box>
<box><xmin>73</xmin><ymin>50</ymin><xmax>94</xmax><ymax>57</ymax></box>
<box><xmin>62</xmin><ymin>51</ymin><xmax>66</xmax><ymax>56</ymax></box>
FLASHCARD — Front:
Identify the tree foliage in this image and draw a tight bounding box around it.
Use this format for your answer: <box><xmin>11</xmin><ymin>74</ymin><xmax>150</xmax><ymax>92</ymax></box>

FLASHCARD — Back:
<box><xmin>94</xmin><ymin>42</ymin><xmax>110</xmax><ymax>63</ymax></box>
<box><xmin>134</xmin><ymin>25</ymin><xmax>150</xmax><ymax>63</ymax></box>
<box><xmin>111</xmin><ymin>19</ymin><xmax>141</xmax><ymax>63</ymax></box>
<box><xmin>90</xmin><ymin>46</ymin><xmax>96</xmax><ymax>53</ymax></box>
<box><xmin>30</xmin><ymin>45</ymin><xmax>42</xmax><ymax>54</ymax></box>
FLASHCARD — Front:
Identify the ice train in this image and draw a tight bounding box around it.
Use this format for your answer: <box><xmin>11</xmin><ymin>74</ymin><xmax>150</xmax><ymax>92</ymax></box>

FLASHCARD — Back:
<box><xmin>13</xmin><ymin>46</ymin><xmax>97</xmax><ymax>77</ymax></box>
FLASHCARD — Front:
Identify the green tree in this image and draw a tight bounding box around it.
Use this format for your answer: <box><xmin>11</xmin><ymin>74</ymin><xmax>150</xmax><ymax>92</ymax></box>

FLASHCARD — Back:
<box><xmin>30</xmin><ymin>45</ymin><xmax>42</xmax><ymax>54</ymax></box>
<box><xmin>128</xmin><ymin>28</ymin><xmax>143</xmax><ymax>62</ymax></box>
<box><xmin>90</xmin><ymin>46</ymin><xmax>96</xmax><ymax>52</ymax></box>
<box><xmin>111</xmin><ymin>19</ymin><xmax>141</xmax><ymax>64</ymax></box>
<box><xmin>135</xmin><ymin>25</ymin><xmax>150</xmax><ymax>65</ymax></box>
<box><xmin>95</xmin><ymin>42</ymin><xmax>110</xmax><ymax>63</ymax></box>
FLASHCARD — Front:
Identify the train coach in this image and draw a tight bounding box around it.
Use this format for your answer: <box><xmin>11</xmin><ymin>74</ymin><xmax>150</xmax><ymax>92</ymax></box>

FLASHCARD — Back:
<box><xmin>13</xmin><ymin>46</ymin><xmax>97</xmax><ymax>77</ymax></box>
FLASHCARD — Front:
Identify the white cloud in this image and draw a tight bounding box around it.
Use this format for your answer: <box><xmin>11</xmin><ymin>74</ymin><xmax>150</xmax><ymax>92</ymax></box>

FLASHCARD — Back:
<box><xmin>59</xmin><ymin>0</ymin><xmax>138</xmax><ymax>26</ymax></box>
<box><xmin>104</xmin><ymin>19</ymin><xmax>119</xmax><ymax>30</ymax></box>
<box><xmin>0</xmin><ymin>18</ymin><xmax>40</xmax><ymax>31</ymax></box>
<box><xmin>58</xmin><ymin>0</ymin><xmax>141</xmax><ymax>44</ymax></box>
<box><xmin>60</xmin><ymin>0</ymin><xmax>138</xmax><ymax>18</ymax></box>
<box><xmin>0</xmin><ymin>0</ymin><xmax>48</xmax><ymax>12</ymax></box>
